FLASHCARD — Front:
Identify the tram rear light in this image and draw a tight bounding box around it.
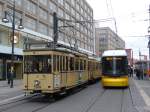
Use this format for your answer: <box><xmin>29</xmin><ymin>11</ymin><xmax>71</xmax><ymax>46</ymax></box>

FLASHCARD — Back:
<box><xmin>48</xmin><ymin>86</ymin><xmax>51</xmax><ymax>88</ymax></box>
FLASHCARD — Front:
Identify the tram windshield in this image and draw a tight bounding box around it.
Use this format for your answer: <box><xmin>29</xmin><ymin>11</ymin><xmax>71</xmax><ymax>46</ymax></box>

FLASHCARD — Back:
<box><xmin>24</xmin><ymin>55</ymin><xmax>52</xmax><ymax>74</ymax></box>
<box><xmin>102</xmin><ymin>56</ymin><xmax>128</xmax><ymax>76</ymax></box>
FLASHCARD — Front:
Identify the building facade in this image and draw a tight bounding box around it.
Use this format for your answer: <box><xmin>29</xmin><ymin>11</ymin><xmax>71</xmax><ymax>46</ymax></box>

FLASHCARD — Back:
<box><xmin>95</xmin><ymin>27</ymin><xmax>125</xmax><ymax>56</ymax></box>
<box><xmin>0</xmin><ymin>0</ymin><xmax>94</xmax><ymax>80</ymax></box>
<box><xmin>125</xmin><ymin>49</ymin><xmax>133</xmax><ymax>66</ymax></box>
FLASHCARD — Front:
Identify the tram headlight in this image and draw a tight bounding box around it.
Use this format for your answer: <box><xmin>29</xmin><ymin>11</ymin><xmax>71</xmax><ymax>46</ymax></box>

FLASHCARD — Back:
<box><xmin>34</xmin><ymin>80</ymin><xmax>40</xmax><ymax>86</ymax></box>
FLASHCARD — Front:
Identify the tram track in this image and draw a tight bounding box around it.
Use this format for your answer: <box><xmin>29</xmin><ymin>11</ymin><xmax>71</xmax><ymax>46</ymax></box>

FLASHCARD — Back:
<box><xmin>81</xmin><ymin>89</ymin><xmax>106</xmax><ymax>112</ymax></box>
<box><xmin>120</xmin><ymin>89</ymin><xmax>125</xmax><ymax>112</ymax></box>
<box><xmin>0</xmin><ymin>94</ymin><xmax>44</xmax><ymax>112</ymax></box>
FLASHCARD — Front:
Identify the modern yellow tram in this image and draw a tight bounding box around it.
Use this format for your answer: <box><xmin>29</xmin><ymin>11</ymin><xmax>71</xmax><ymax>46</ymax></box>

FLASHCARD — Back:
<box><xmin>101</xmin><ymin>50</ymin><xmax>129</xmax><ymax>87</ymax></box>
<box><xmin>23</xmin><ymin>43</ymin><xmax>101</xmax><ymax>95</ymax></box>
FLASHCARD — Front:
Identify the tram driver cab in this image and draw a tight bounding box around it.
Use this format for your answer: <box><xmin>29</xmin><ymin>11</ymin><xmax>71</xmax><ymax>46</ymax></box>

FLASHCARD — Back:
<box><xmin>101</xmin><ymin>50</ymin><xmax>129</xmax><ymax>87</ymax></box>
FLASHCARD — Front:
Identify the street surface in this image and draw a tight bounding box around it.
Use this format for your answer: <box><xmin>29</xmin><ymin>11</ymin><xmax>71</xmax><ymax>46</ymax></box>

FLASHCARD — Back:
<box><xmin>0</xmin><ymin>79</ymin><xmax>150</xmax><ymax>112</ymax></box>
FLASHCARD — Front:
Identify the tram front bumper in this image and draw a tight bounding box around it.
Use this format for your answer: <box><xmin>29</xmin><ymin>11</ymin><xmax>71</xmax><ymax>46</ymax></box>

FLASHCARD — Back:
<box><xmin>102</xmin><ymin>76</ymin><xmax>129</xmax><ymax>87</ymax></box>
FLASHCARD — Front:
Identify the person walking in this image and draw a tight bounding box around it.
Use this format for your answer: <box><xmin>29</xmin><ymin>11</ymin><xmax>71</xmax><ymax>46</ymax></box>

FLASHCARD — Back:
<box><xmin>7</xmin><ymin>68</ymin><xmax>11</xmax><ymax>84</ymax></box>
<box><xmin>136</xmin><ymin>69</ymin><xmax>140</xmax><ymax>80</ymax></box>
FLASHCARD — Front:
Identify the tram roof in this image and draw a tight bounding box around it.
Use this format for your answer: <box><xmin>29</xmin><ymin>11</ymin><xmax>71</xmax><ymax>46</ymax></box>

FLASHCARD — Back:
<box><xmin>102</xmin><ymin>50</ymin><xmax>127</xmax><ymax>57</ymax></box>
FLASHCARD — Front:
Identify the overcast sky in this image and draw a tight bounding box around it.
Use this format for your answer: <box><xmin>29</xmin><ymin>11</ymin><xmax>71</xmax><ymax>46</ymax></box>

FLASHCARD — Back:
<box><xmin>87</xmin><ymin>0</ymin><xmax>150</xmax><ymax>59</ymax></box>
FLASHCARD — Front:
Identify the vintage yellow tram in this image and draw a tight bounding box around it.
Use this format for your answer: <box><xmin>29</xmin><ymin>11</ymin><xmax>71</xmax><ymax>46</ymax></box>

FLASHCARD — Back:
<box><xmin>101</xmin><ymin>50</ymin><xmax>129</xmax><ymax>87</ymax></box>
<box><xmin>23</xmin><ymin>42</ymin><xmax>101</xmax><ymax>95</ymax></box>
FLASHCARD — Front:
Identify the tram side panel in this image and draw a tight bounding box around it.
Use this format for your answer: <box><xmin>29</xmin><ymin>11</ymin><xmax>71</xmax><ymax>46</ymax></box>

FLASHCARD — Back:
<box><xmin>66</xmin><ymin>57</ymin><xmax>88</xmax><ymax>88</ymax></box>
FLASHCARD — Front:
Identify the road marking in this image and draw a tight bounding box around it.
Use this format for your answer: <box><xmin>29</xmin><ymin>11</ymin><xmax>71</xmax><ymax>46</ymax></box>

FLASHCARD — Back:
<box><xmin>133</xmin><ymin>80</ymin><xmax>150</xmax><ymax>106</ymax></box>
<box><xmin>0</xmin><ymin>94</ymin><xmax>24</xmax><ymax>105</ymax></box>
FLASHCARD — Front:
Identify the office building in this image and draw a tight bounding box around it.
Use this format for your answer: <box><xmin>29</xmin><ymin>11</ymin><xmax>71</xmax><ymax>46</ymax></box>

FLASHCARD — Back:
<box><xmin>95</xmin><ymin>27</ymin><xmax>125</xmax><ymax>56</ymax></box>
<box><xmin>0</xmin><ymin>0</ymin><xmax>94</xmax><ymax>80</ymax></box>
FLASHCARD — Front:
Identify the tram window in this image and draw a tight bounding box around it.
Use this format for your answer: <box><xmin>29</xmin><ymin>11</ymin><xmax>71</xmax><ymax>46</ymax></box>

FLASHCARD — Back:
<box><xmin>24</xmin><ymin>55</ymin><xmax>52</xmax><ymax>73</ymax></box>
<box><xmin>53</xmin><ymin>55</ymin><xmax>57</xmax><ymax>72</ymax></box>
<box><xmin>60</xmin><ymin>56</ymin><xmax>62</xmax><ymax>71</ymax></box>
<box><xmin>57</xmin><ymin>55</ymin><xmax>60</xmax><ymax>72</ymax></box>
<box><xmin>75</xmin><ymin>59</ymin><xmax>79</xmax><ymax>70</ymax></box>
<box><xmin>48</xmin><ymin>56</ymin><xmax>52</xmax><ymax>73</ymax></box>
<box><xmin>66</xmin><ymin>57</ymin><xmax>68</xmax><ymax>71</ymax></box>
<box><xmin>84</xmin><ymin>60</ymin><xmax>86</xmax><ymax>70</ymax></box>
<box><xmin>115</xmin><ymin>57</ymin><xmax>128</xmax><ymax>74</ymax></box>
<box><xmin>70</xmin><ymin>57</ymin><xmax>74</xmax><ymax>71</ymax></box>
<box><xmin>96</xmin><ymin>63</ymin><xmax>99</xmax><ymax>70</ymax></box>
<box><xmin>102</xmin><ymin>57</ymin><xmax>128</xmax><ymax>75</ymax></box>
<box><xmin>80</xmin><ymin>59</ymin><xmax>83</xmax><ymax>70</ymax></box>
<box><xmin>94</xmin><ymin>63</ymin><xmax>95</xmax><ymax>70</ymax></box>
<box><xmin>63</xmin><ymin>56</ymin><xmax>65</xmax><ymax>71</ymax></box>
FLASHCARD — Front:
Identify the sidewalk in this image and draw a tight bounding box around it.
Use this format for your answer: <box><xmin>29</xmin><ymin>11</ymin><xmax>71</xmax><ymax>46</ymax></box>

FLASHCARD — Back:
<box><xmin>0</xmin><ymin>79</ymin><xmax>23</xmax><ymax>104</ymax></box>
<box><xmin>132</xmin><ymin>76</ymin><xmax>150</xmax><ymax>111</ymax></box>
<box><xmin>0</xmin><ymin>79</ymin><xmax>22</xmax><ymax>87</ymax></box>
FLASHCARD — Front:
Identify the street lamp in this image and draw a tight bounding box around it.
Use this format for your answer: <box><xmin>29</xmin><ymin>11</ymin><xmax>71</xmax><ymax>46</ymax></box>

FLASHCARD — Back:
<box><xmin>2</xmin><ymin>0</ymin><xmax>23</xmax><ymax>88</ymax></box>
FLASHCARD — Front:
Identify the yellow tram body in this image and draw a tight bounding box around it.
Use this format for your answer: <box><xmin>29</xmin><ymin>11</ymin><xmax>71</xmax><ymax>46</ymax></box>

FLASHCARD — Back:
<box><xmin>23</xmin><ymin>47</ymin><xmax>101</xmax><ymax>95</ymax></box>
<box><xmin>102</xmin><ymin>76</ymin><xmax>129</xmax><ymax>87</ymax></box>
<box><xmin>88</xmin><ymin>57</ymin><xmax>101</xmax><ymax>83</ymax></box>
<box><xmin>101</xmin><ymin>50</ymin><xmax>129</xmax><ymax>88</ymax></box>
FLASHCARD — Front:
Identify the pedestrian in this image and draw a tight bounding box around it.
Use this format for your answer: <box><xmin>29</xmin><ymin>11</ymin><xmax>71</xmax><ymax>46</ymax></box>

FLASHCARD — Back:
<box><xmin>136</xmin><ymin>69</ymin><xmax>140</xmax><ymax>80</ymax></box>
<box><xmin>128</xmin><ymin>66</ymin><xmax>132</xmax><ymax>77</ymax></box>
<box><xmin>131</xmin><ymin>67</ymin><xmax>133</xmax><ymax>77</ymax></box>
<box><xmin>7</xmin><ymin>68</ymin><xmax>11</xmax><ymax>84</ymax></box>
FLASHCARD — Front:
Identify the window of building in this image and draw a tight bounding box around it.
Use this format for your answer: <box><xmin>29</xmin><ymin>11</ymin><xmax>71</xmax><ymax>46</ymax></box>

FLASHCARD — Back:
<box><xmin>58</xmin><ymin>8</ymin><xmax>63</xmax><ymax>18</ymax></box>
<box><xmin>71</xmin><ymin>0</ymin><xmax>75</xmax><ymax>6</ymax></box>
<box><xmin>39</xmin><ymin>0</ymin><xmax>47</xmax><ymax>6</ymax></box>
<box><xmin>59</xmin><ymin>32</ymin><xmax>64</xmax><ymax>41</ymax></box>
<box><xmin>38</xmin><ymin>22</ymin><xmax>48</xmax><ymax>35</ymax></box>
<box><xmin>76</xmin><ymin>3</ymin><xmax>80</xmax><ymax>11</ymax></box>
<box><xmin>49</xmin><ymin>1</ymin><xmax>57</xmax><ymax>12</ymax></box>
<box><xmin>49</xmin><ymin>14</ymin><xmax>53</xmax><ymax>25</ymax></box>
<box><xmin>39</xmin><ymin>8</ymin><xmax>48</xmax><ymax>20</ymax></box>
<box><xmin>24</xmin><ymin>17</ymin><xmax>36</xmax><ymax>31</ymax></box>
<box><xmin>58</xmin><ymin>0</ymin><xmax>64</xmax><ymax>6</ymax></box>
<box><xmin>16</xmin><ymin>0</ymin><xmax>22</xmax><ymax>6</ymax></box>
<box><xmin>81</xmin><ymin>7</ymin><xmax>84</xmax><ymax>15</ymax></box>
<box><xmin>49</xmin><ymin>28</ymin><xmax>53</xmax><ymax>37</ymax></box>
<box><xmin>71</xmin><ymin>8</ymin><xmax>75</xmax><ymax>16</ymax></box>
<box><xmin>65</xmin><ymin>13</ymin><xmax>70</xmax><ymax>20</ymax></box>
<box><xmin>76</xmin><ymin>12</ymin><xmax>80</xmax><ymax>20</ymax></box>
<box><xmin>25</xmin><ymin>0</ymin><xmax>36</xmax><ymax>14</ymax></box>
<box><xmin>65</xmin><ymin>3</ymin><xmax>70</xmax><ymax>11</ymax></box>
